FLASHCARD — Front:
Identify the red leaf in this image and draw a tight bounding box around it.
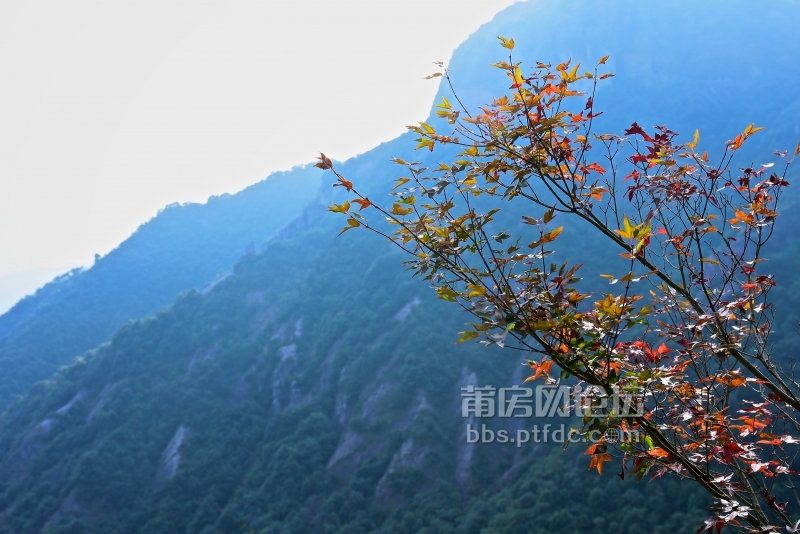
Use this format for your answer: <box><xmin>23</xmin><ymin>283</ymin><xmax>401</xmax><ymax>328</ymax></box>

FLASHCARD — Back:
<box><xmin>721</xmin><ymin>441</ymin><xmax>743</xmax><ymax>464</ymax></box>
<box><xmin>624</xmin><ymin>122</ymin><xmax>654</xmax><ymax>142</ymax></box>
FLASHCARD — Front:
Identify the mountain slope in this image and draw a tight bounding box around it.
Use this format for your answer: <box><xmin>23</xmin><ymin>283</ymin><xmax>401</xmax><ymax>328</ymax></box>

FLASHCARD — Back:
<box><xmin>0</xmin><ymin>165</ymin><xmax>322</xmax><ymax>410</ymax></box>
<box><xmin>1</xmin><ymin>1</ymin><xmax>800</xmax><ymax>532</ymax></box>
<box><xmin>0</xmin><ymin>175</ymin><xmax>709</xmax><ymax>533</ymax></box>
<box><xmin>3</xmin><ymin>0</ymin><xmax>800</xmax><ymax>411</ymax></box>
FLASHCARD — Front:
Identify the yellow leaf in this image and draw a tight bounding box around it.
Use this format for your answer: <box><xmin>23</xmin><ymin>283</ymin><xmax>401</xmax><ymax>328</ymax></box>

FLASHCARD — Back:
<box><xmin>538</xmin><ymin>226</ymin><xmax>564</xmax><ymax>245</ymax></box>
<box><xmin>566</xmin><ymin>62</ymin><xmax>580</xmax><ymax>82</ymax></box>
<box><xmin>599</xmin><ymin>55</ymin><xmax>610</xmax><ymax>65</ymax></box>
<box><xmin>635</xmin><ymin>221</ymin><xmax>651</xmax><ymax>239</ymax></box>
<box><xmin>615</xmin><ymin>214</ymin><xmax>636</xmax><ymax>239</ymax></box>
<box><xmin>511</xmin><ymin>66</ymin><xmax>524</xmax><ymax>87</ymax></box>
<box><xmin>393</xmin><ymin>177</ymin><xmax>411</xmax><ymax>190</ymax></box>
<box><xmin>466</xmin><ymin>284</ymin><xmax>486</xmax><ymax>297</ymax></box>
<box><xmin>498</xmin><ymin>36</ymin><xmax>515</xmax><ymax>50</ymax></box>
<box><xmin>546</xmin><ymin>226</ymin><xmax>564</xmax><ymax>240</ymax></box>
<box><xmin>391</xmin><ymin>204</ymin><xmax>413</xmax><ymax>216</ymax></box>
<box><xmin>327</xmin><ymin>201</ymin><xmax>350</xmax><ymax>214</ymax></box>
<box><xmin>743</xmin><ymin>123</ymin><xmax>765</xmax><ymax>137</ymax></box>
<box><xmin>686</xmin><ymin>129</ymin><xmax>700</xmax><ymax>150</ymax></box>
<box><xmin>456</xmin><ymin>330</ymin><xmax>480</xmax><ymax>343</ymax></box>
<box><xmin>436</xmin><ymin>286</ymin><xmax>459</xmax><ymax>302</ymax></box>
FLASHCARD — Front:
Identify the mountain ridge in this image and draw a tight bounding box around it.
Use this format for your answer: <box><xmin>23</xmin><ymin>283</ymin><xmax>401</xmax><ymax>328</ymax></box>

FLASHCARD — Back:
<box><xmin>1</xmin><ymin>1</ymin><xmax>800</xmax><ymax>532</ymax></box>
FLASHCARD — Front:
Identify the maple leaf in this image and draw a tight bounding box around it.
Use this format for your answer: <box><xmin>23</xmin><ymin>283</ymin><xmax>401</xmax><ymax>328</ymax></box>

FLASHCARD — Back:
<box><xmin>498</xmin><ymin>35</ymin><xmax>515</xmax><ymax>50</ymax></box>
<box><xmin>353</xmin><ymin>198</ymin><xmax>372</xmax><ymax>210</ymax></box>
<box><xmin>721</xmin><ymin>441</ymin><xmax>743</xmax><ymax>464</ymax></box>
<box><xmin>315</xmin><ymin>152</ymin><xmax>333</xmax><ymax>170</ymax></box>
<box><xmin>647</xmin><ymin>447</ymin><xmax>669</xmax><ymax>458</ymax></box>
<box><xmin>526</xmin><ymin>359</ymin><xmax>553</xmax><ymax>381</ymax></box>
<box><xmin>334</xmin><ymin>176</ymin><xmax>353</xmax><ymax>192</ymax></box>
<box><xmin>584</xmin><ymin>162</ymin><xmax>607</xmax><ymax>175</ymax></box>
<box><xmin>588</xmin><ymin>452</ymin><xmax>611</xmax><ymax>475</ymax></box>
<box><xmin>624</xmin><ymin>122</ymin><xmax>654</xmax><ymax>142</ymax></box>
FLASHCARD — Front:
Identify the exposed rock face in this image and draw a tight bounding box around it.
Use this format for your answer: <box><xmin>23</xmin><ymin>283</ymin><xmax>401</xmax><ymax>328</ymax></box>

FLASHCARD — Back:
<box><xmin>158</xmin><ymin>425</ymin><xmax>189</xmax><ymax>482</ymax></box>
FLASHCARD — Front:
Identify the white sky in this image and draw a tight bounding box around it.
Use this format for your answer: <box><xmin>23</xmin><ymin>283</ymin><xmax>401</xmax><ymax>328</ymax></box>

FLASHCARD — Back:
<box><xmin>0</xmin><ymin>0</ymin><xmax>519</xmax><ymax>311</ymax></box>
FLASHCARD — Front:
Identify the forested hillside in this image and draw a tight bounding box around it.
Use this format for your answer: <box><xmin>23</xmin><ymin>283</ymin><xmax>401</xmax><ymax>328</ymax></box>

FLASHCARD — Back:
<box><xmin>0</xmin><ymin>165</ymin><xmax>322</xmax><ymax>410</ymax></box>
<box><xmin>0</xmin><ymin>148</ymin><xmax>709</xmax><ymax>532</ymax></box>
<box><xmin>1</xmin><ymin>1</ymin><xmax>799</xmax><ymax>532</ymax></box>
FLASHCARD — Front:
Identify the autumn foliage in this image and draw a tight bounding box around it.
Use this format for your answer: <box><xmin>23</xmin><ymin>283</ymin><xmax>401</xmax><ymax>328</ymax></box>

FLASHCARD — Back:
<box><xmin>320</xmin><ymin>37</ymin><xmax>800</xmax><ymax>532</ymax></box>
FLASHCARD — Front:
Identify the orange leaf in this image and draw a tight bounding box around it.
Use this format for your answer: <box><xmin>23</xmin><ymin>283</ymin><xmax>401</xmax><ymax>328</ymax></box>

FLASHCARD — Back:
<box><xmin>534</xmin><ymin>359</ymin><xmax>553</xmax><ymax>379</ymax></box>
<box><xmin>588</xmin><ymin>452</ymin><xmax>611</xmax><ymax>475</ymax></box>
<box><xmin>728</xmin><ymin>133</ymin><xmax>744</xmax><ymax>151</ymax></box>
<box><xmin>585</xmin><ymin>443</ymin><xmax>602</xmax><ymax>455</ymax></box>
<box><xmin>648</xmin><ymin>448</ymin><xmax>669</xmax><ymax>458</ymax></box>
<box><xmin>335</xmin><ymin>177</ymin><xmax>354</xmax><ymax>191</ymax></box>
<box><xmin>585</xmin><ymin>162</ymin><xmax>607</xmax><ymax>175</ymax></box>
<box><xmin>353</xmin><ymin>198</ymin><xmax>372</xmax><ymax>210</ymax></box>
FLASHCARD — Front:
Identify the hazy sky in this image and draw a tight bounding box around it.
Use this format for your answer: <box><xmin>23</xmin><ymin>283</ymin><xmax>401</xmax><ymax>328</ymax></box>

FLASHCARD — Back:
<box><xmin>0</xmin><ymin>0</ymin><xmax>519</xmax><ymax>312</ymax></box>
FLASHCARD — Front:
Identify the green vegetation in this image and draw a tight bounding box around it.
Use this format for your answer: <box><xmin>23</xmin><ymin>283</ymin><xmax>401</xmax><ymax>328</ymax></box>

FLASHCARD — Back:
<box><xmin>324</xmin><ymin>34</ymin><xmax>800</xmax><ymax>528</ymax></box>
<box><xmin>0</xmin><ymin>165</ymin><xmax>322</xmax><ymax>411</ymax></box>
<box><xmin>0</xmin><ymin>1</ymin><xmax>799</xmax><ymax>532</ymax></box>
<box><xmin>0</xmin><ymin>224</ymin><xmax>709</xmax><ymax>533</ymax></box>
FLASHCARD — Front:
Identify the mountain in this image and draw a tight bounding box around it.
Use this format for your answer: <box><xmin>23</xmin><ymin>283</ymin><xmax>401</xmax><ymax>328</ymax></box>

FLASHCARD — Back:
<box><xmin>0</xmin><ymin>165</ymin><xmax>322</xmax><ymax>411</ymax></box>
<box><xmin>0</xmin><ymin>147</ymin><xmax>709</xmax><ymax>533</ymax></box>
<box><xmin>1</xmin><ymin>1</ymin><xmax>800</xmax><ymax>532</ymax></box>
